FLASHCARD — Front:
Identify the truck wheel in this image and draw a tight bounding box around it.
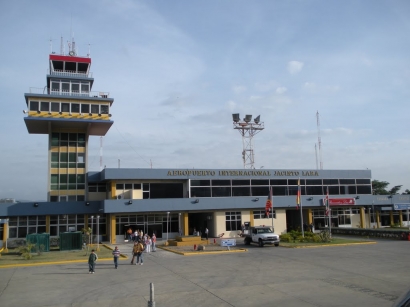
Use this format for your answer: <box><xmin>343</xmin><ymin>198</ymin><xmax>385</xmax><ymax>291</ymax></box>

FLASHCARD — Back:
<box><xmin>274</xmin><ymin>243</ymin><xmax>279</xmax><ymax>247</ymax></box>
<box><xmin>244</xmin><ymin>237</ymin><xmax>251</xmax><ymax>245</ymax></box>
<box><xmin>258</xmin><ymin>239</ymin><xmax>264</xmax><ymax>247</ymax></box>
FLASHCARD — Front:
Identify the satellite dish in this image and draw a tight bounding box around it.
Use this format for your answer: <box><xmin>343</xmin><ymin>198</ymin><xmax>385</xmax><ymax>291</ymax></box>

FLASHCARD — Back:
<box><xmin>69</xmin><ymin>51</ymin><xmax>75</xmax><ymax>56</ymax></box>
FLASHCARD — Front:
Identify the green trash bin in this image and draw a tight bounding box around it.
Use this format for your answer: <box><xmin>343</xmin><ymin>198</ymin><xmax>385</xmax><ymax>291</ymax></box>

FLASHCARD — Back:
<box><xmin>26</xmin><ymin>233</ymin><xmax>50</xmax><ymax>252</ymax></box>
<box><xmin>60</xmin><ymin>232</ymin><xmax>82</xmax><ymax>251</ymax></box>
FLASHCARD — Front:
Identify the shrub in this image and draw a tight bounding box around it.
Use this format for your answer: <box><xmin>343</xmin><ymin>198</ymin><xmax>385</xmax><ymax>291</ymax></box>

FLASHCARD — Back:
<box><xmin>18</xmin><ymin>243</ymin><xmax>35</xmax><ymax>260</ymax></box>
<box><xmin>280</xmin><ymin>233</ymin><xmax>292</xmax><ymax>242</ymax></box>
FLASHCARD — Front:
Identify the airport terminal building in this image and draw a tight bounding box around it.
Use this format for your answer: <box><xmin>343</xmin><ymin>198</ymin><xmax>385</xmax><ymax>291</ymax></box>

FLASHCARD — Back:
<box><xmin>1</xmin><ymin>42</ymin><xmax>409</xmax><ymax>247</ymax></box>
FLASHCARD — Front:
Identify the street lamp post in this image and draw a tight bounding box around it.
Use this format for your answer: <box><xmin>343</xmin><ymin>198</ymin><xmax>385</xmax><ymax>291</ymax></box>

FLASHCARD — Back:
<box><xmin>166</xmin><ymin>212</ymin><xmax>170</xmax><ymax>244</ymax></box>
<box><xmin>372</xmin><ymin>201</ymin><xmax>375</xmax><ymax>229</ymax></box>
<box><xmin>90</xmin><ymin>216</ymin><xmax>94</xmax><ymax>246</ymax></box>
<box><xmin>5</xmin><ymin>218</ymin><xmax>9</xmax><ymax>252</ymax></box>
<box><xmin>178</xmin><ymin>213</ymin><xmax>181</xmax><ymax>236</ymax></box>
<box><xmin>96</xmin><ymin>215</ymin><xmax>100</xmax><ymax>251</ymax></box>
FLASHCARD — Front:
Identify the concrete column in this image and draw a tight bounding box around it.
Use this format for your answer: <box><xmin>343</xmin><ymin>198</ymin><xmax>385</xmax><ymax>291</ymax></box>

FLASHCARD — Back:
<box><xmin>111</xmin><ymin>181</ymin><xmax>116</xmax><ymax>199</ymax></box>
<box><xmin>390</xmin><ymin>211</ymin><xmax>394</xmax><ymax>226</ymax></box>
<box><xmin>308</xmin><ymin>209</ymin><xmax>313</xmax><ymax>224</ymax></box>
<box><xmin>376</xmin><ymin>211</ymin><xmax>380</xmax><ymax>228</ymax></box>
<box><xmin>84</xmin><ymin>214</ymin><xmax>88</xmax><ymax>229</ymax></box>
<box><xmin>250</xmin><ymin>210</ymin><xmax>254</xmax><ymax>227</ymax></box>
<box><xmin>2</xmin><ymin>222</ymin><xmax>8</xmax><ymax>252</ymax></box>
<box><xmin>399</xmin><ymin>211</ymin><xmax>403</xmax><ymax>227</ymax></box>
<box><xmin>110</xmin><ymin>214</ymin><xmax>116</xmax><ymax>244</ymax></box>
<box><xmin>183</xmin><ymin>213</ymin><xmax>189</xmax><ymax>236</ymax></box>
<box><xmin>359</xmin><ymin>207</ymin><xmax>365</xmax><ymax>228</ymax></box>
<box><xmin>46</xmin><ymin>215</ymin><xmax>50</xmax><ymax>233</ymax></box>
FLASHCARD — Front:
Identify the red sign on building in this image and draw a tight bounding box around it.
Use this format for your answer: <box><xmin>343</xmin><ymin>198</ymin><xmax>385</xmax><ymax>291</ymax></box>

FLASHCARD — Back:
<box><xmin>327</xmin><ymin>198</ymin><xmax>356</xmax><ymax>206</ymax></box>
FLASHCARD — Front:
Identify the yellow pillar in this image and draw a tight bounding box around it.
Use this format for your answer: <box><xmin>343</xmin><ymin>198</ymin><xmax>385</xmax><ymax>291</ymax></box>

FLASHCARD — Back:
<box><xmin>2</xmin><ymin>222</ymin><xmax>8</xmax><ymax>252</ymax></box>
<box><xmin>110</xmin><ymin>214</ymin><xmax>116</xmax><ymax>244</ymax></box>
<box><xmin>111</xmin><ymin>181</ymin><xmax>116</xmax><ymax>199</ymax></box>
<box><xmin>84</xmin><ymin>214</ymin><xmax>88</xmax><ymax>229</ymax></box>
<box><xmin>390</xmin><ymin>211</ymin><xmax>394</xmax><ymax>226</ymax></box>
<box><xmin>308</xmin><ymin>209</ymin><xmax>313</xmax><ymax>224</ymax></box>
<box><xmin>359</xmin><ymin>208</ymin><xmax>365</xmax><ymax>228</ymax></box>
<box><xmin>399</xmin><ymin>211</ymin><xmax>403</xmax><ymax>227</ymax></box>
<box><xmin>46</xmin><ymin>216</ymin><xmax>50</xmax><ymax>233</ymax></box>
<box><xmin>183</xmin><ymin>213</ymin><xmax>189</xmax><ymax>236</ymax></box>
<box><xmin>250</xmin><ymin>210</ymin><xmax>254</xmax><ymax>227</ymax></box>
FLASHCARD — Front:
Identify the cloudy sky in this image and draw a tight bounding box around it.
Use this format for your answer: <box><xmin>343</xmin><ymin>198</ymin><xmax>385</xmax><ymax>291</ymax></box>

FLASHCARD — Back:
<box><xmin>1</xmin><ymin>0</ymin><xmax>410</xmax><ymax>201</ymax></box>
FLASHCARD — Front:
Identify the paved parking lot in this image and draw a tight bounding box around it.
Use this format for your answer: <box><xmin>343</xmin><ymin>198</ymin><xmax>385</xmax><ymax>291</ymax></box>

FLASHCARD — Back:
<box><xmin>0</xmin><ymin>238</ymin><xmax>409</xmax><ymax>307</ymax></box>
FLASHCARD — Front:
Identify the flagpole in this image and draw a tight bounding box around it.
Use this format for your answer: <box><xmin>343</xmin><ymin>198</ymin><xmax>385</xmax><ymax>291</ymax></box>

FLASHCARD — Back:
<box><xmin>299</xmin><ymin>178</ymin><xmax>304</xmax><ymax>237</ymax></box>
<box><xmin>327</xmin><ymin>186</ymin><xmax>331</xmax><ymax>238</ymax></box>
<box><xmin>271</xmin><ymin>198</ymin><xmax>274</xmax><ymax>232</ymax></box>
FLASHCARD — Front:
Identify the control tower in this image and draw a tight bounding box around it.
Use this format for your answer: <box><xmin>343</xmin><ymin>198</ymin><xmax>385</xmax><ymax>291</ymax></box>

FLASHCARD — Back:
<box><xmin>23</xmin><ymin>38</ymin><xmax>114</xmax><ymax>202</ymax></box>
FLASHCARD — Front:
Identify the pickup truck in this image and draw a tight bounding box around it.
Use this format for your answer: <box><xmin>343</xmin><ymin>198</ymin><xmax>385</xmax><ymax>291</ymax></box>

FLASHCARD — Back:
<box><xmin>244</xmin><ymin>226</ymin><xmax>280</xmax><ymax>247</ymax></box>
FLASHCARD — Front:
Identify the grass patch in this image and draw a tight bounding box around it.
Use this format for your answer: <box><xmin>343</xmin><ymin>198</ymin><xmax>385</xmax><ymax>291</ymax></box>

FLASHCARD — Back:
<box><xmin>280</xmin><ymin>237</ymin><xmax>375</xmax><ymax>248</ymax></box>
<box><xmin>0</xmin><ymin>244</ymin><xmax>126</xmax><ymax>267</ymax></box>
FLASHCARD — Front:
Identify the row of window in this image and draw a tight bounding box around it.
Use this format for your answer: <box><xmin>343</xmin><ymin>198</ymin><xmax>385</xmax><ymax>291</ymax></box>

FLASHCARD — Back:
<box><xmin>51</xmin><ymin>133</ymin><xmax>86</xmax><ymax>147</ymax></box>
<box><xmin>50</xmin><ymin>80</ymin><xmax>90</xmax><ymax>95</ymax></box>
<box><xmin>51</xmin><ymin>60</ymin><xmax>89</xmax><ymax>74</ymax></box>
<box><xmin>50</xmin><ymin>195</ymin><xmax>85</xmax><ymax>202</ymax></box>
<box><xmin>29</xmin><ymin>100</ymin><xmax>109</xmax><ymax>115</ymax></box>
<box><xmin>191</xmin><ymin>179</ymin><xmax>371</xmax><ymax>187</ymax></box>
<box><xmin>191</xmin><ymin>185</ymin><xmax>371</xmax><ymax>198</ymax></box>
<box><xmin>5</xmin><ymin>215</ymin><xmax>106</xmax><ymax>238</ymax></box>
<box><xmin>50</xmin><ymin>174</ymin><xmax>85</xmax><ymax>190</ymax></box>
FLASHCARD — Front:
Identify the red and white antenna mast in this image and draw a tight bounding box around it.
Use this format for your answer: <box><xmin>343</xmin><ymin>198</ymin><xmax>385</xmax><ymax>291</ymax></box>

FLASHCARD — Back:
<box><xmin>316</xmin><ymin>111</ymin><xmax>323</xmax><ymax>169</ymax></box>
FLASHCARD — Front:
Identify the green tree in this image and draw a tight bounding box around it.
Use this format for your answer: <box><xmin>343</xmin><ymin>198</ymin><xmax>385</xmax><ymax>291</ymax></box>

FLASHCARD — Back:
<box><xmin>372</xmin><ymin>180</ymin><xmax>403</xmax><ymax>195</ymax></box>
<box><xmin>372</xmin><ymin>180</ymin><xmax>390</xmax><ymax>195</ymax></box>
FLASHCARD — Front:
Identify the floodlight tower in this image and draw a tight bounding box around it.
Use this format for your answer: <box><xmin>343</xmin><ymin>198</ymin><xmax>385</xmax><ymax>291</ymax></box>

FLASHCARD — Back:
<box><xmin>232</xmin><ymin>114</ymin><xmax>264</xmax><ymax>169</ymax></box>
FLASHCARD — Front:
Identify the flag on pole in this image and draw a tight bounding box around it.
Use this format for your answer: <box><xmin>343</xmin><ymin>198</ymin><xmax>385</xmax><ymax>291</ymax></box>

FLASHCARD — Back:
<box><xmin>265</xmin><ymin>186</ymin><xmax>272</xmax><ymax>218</ymax></box>
<box><xmin>296</xmin><ymin>179</ymin><xmax>301</xmax><ymax>210</ymax></box>
<box><xmin>325</xmin><ymin>186</ymin><xmax>330</xmax><ymax>216</ymax></box>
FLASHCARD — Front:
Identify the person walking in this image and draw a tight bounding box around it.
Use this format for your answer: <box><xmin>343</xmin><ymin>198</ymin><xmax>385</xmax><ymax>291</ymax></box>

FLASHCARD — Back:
<box><xmin>112</xmin><ymin>246</ymin><xmax>120</xmax><ymax>269</ymax></box>
<box><xmin>127</xmin><ymin>228</ymin><xmax>133</xmax><ymax>241</ymax></box>
<box><xmin>130</xmin><ymin>242</ymin><xmax>138</xmax><ymax>264</ymax></box>
<box><xmin>135</xmin><ymin>239</ymin><xmax>145</xmax><ymax>265</ymax></box>
<box><xmin>88</xmin><ymin>249</ymin><xmax>98</xmax><ymax>274</ymax></box>
<box><xmin>205</xmin><ymin>227</ymin><xmax>209</xmax><ymax>240</ymax></box>
<box><xmin>145</xmin><ymin>236</ymin><xmax>151</xmax><ymax>253</ymax></box>
<box><xmin>152</xmin><ymin>233</ymin><xmax>157</xmax><ymax>252</ymax></box>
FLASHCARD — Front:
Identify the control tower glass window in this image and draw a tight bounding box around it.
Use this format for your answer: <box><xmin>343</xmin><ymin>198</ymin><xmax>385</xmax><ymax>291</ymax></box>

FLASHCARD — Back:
<box><xmin>81</xmin><ymin>104</ymin><xmax>89</xmax><ymax>113</ymax></box>
<box><xmin>91</xmin><ymin>105</ymin><xmax>99</xmax><ymax>114</ymax></box>
<box><xmin>101</xmin><ymin>105</ymin><xmax>109</xmax><ymax>114</ymax></box>
<box><xmin>29</xmin><ymin>101</ymin><xmax>39</xmax><ymax>111</ymax></box>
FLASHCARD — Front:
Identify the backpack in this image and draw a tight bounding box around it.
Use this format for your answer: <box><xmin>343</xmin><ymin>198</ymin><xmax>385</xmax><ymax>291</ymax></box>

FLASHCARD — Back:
<box><xmin>141</xmin><ymin>242</ymin><xmax>146</xmax><ymax>251</ymax></box>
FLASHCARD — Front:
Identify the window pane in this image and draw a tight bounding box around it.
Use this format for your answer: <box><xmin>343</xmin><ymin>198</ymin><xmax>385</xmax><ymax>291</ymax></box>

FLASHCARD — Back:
<box><xmin>29</xmin><ymin>101</ymin><xmax>39</xmax><ymax>111</ymax></box>
<box><xmin>71</xmin><ymin>103</ymin><xmax>80</xmax><ymax>113</ymax></box>
<box><xmin>81</xmin><ymin>104</ymin><xmax>89</xmax><ymax>113</ymax></box>
<box><xmin>61</xmin><ymin>103</ymin><xmax>70</xmax><ymax>112</ymax></box>
<box><xmin>212</xmin><ymin>180</ymin><xmax>231</xmax><ymax>186</ymax></box>
<box><xmin>40</xmin><ymin>101</ymin><xmax>49</xmax><ymax>111</ymax></box>
<box><xmin>100</xmin><ymin>105</ymin><xmax>109</xmax><ymax>114</ymax></box>
<box><xmin>91</xmin><ymin>105</ymin><xmax>99</xmax><ymax>114</ymax></box>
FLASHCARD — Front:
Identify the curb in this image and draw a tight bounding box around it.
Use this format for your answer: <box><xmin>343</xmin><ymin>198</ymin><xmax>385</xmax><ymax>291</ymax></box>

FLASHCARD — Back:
<box><xmin>158</xmin><ymin>246</ymin><xmax>248</xmax><ymax>256</ymax></box>
<box><xmin>280</xmin><ymin>241</ymin><xmax>377</xmax><ymax>248</ymax></box>
<box><xmin>0</xmin><ymin>244</ymin><xmax>128</xmax><ymax>269</ymax></box>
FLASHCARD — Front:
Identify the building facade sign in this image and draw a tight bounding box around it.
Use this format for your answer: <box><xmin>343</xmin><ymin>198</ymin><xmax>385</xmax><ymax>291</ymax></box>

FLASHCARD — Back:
<box><xmin>328</xmin><ymin>198</ymin><xmax>356</xmax><ymax>206</ymax></box>
<box><xmin>167</xmin><ymin>170</ymin><xmax>319</xmax><ymax>177</ymax></box>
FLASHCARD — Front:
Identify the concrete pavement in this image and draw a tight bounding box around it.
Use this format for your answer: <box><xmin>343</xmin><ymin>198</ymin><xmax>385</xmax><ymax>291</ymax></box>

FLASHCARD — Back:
<box><xmin>0</xmin><ymin>238</ymin><xmax>409</xmax><ymax>307</ymax></box>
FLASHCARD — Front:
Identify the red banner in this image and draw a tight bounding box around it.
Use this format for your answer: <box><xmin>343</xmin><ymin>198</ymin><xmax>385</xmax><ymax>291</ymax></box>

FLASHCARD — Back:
<box><xmin>327</xmin><ymin>198</ymin><xmax>356</xmax><ymax>206</ymax></box>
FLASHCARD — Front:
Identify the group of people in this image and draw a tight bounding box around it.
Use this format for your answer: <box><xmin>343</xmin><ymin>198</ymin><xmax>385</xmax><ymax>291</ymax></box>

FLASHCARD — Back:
<box><xmin>88</xmin><ymin>230</ymin><xmax>158</xmax><ymax>273</ymax></box>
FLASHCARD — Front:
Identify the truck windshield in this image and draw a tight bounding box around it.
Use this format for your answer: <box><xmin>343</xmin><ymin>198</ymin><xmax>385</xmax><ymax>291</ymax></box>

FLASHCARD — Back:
<box><xmin>257</xmin><ymin>228</ymin><xmax>272</xmax><ymax>233</ymax></box>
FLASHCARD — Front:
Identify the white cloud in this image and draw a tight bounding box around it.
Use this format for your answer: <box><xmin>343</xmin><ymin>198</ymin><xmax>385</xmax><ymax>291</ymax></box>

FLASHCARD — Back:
<box><xmin>232</xmin><ymin>85</ymin><xmax>247</xmax><ymax>94</ymax></box>
<box><xmin>276</xmin><ymin>87</ymin><xmax>287</xmax><ymax>94</ymax></box>
<box><xmin>254</xmin><ymin>80</ymin><xmax>278</xmax><ymax>92</ymax></box>
<box><xmin>287</xmin><ymin>61</ymin><xmax>304</xmax><ymax>74</ymax></box>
